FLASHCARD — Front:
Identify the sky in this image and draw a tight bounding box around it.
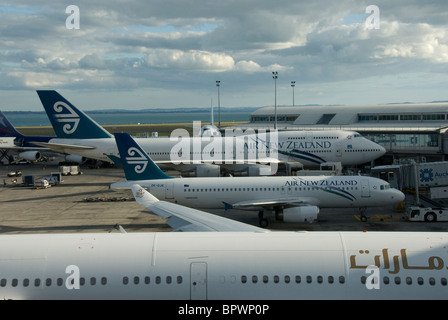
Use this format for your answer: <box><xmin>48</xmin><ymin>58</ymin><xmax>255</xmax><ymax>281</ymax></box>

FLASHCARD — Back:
<box><xmin>0</xmin><ymin>1</ymin><xmax>447</xmax><ymax>111</ymax></box>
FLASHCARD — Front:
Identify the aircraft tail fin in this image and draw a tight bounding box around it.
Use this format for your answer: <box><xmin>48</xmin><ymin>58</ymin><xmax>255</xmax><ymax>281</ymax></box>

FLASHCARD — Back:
<box><xmin>114</xmin><ymin>132</ymin><xmax>173</xmax><ymax>181</ymax></box>
<box><xmin>0</xmin><ymin>111</ymin><xmax>24</xmax><ymax>137</ymax></box>
<box><xmin>36</xmin><ymin>90</ymin><xmax>113</xmax><ymax>139</ymax></box>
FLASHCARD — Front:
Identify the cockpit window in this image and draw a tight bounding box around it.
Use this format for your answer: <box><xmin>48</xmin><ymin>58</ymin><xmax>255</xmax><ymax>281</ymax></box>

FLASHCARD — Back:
<box><xmin>380</xmin><ymin>184</ymin><xmax>390</xmax><ymax>190</ymax></box>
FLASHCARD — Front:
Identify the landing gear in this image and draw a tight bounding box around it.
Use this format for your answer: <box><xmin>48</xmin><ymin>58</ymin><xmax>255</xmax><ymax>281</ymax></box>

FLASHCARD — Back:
<box><xmin>258</xmin><ymin>207</ymin><xmax>284</xmax><ymax>228</ymax></box>
<box><xmin>359</xmin><ymin>207</ymin><xmax>368</xmax><ymax>222</ymax></box>
<box><xmin>274</xmin><ymin>207</ymin><xmax>282</xmax><ymax>221</ymax></box>
<box><xmin>258</xmin><ymin>211</ymin><xmax>269</xmax><ymax>228</ymax></box>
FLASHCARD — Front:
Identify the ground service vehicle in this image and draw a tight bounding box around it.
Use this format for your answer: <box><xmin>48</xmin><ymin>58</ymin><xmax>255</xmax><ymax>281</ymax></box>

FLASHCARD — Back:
<box><xmin>407</xmin><ymin>206</ymin><xmax>448</xmax><ymax>222</ymax></box>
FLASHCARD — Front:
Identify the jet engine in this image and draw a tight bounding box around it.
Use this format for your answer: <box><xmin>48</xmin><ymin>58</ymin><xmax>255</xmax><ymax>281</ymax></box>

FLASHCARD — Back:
<box><xmin>181</xmin><ymin>164</ymin><xmax>220</xmax><ymax>177</ymax></box>
<box><xmin>231</xmin><ymin>164</ymin><xmax>274</xmax><ymax>176</ymax></box>
<box><xmin>64</xmin><ymin>155</ymin><xmax>85</xmax><ymax>164</ymax></box>
<box><xmin>19</xmin><ymin>151</ymin><xmax>41</xmax><ymax>161</ymax></box>
<box><xmin>282</xmin><ymin>206</ymin><xmax>319</xmax><ymax>223</ymax></box>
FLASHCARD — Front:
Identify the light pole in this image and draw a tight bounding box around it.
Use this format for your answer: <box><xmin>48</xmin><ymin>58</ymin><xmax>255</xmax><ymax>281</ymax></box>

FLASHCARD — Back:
<box><xmin>216</xmin><ymin>80</ymin><xmax>221</xmax><ymax>129</ymax></box>
<box><xmin>272</xmin><ymin>71</ymin><xmax>278</xmax><ymax>130</ymax></box>
<box><xmin>291</xmin><ymin>81</ymin><xmax>295</xmax><ymax>107</ymax></box>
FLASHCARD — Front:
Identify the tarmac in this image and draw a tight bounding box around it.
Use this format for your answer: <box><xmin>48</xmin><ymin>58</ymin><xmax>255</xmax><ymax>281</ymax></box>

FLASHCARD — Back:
<box><xmin>1</xmin><ymin>162</ymin><xmax>448</xmax><ymax>235</ymax></box>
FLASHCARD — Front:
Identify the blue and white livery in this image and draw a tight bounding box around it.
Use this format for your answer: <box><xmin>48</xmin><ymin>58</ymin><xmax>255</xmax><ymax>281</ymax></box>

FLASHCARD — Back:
<box><xmin>112</xmin><ymin>133</ymin><xmax>404</xmax><ymax>227</ymax></box>
<box><xmin>34</xmin><ymin>90</ymin><xmax>386</xmax><ymax>176</ymax></box>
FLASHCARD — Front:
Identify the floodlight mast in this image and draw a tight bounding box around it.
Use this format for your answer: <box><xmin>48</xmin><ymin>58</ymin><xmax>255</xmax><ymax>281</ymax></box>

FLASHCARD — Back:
<box><xmin>272</xmin><ymin>71</ymin><xmax>278</xmax><ymax>130</ymax></box>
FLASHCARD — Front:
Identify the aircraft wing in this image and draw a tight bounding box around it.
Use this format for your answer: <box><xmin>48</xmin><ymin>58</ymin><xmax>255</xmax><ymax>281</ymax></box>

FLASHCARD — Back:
<box><xmin>131</xmin><ymin>184</ymin><xmax>267</xmax><ymax>232</ymax></box>
<box><xmin>32</xmin><ymin>141</ymin><xmax>96</xmax><ymax>153</ymax></box>
<box><xmin>0</xmin><ymin>138</ymin><xmax>66</xmax><ymax>160</ymax></box>
<box><xmin>155</xmin><ymin>158</ymin><xmax>281</xmax><ymax>166</ymax></box>
<box><xmin>106</xmin><ymin>157</ymin><xmax>280</xmax><ymax>167</ymax></box>
<box><xmin>224</xmin><ymin>197</ymin><xmax>318</xmax><ymax>210</ymax></box>
<box><xmin>0</xmin><ymin>145</ymin><xmax>50</xmax><ymax>151</ymax></box>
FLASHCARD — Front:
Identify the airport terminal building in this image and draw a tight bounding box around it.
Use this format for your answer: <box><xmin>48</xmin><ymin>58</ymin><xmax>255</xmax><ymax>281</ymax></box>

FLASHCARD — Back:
<box><xmin>235</xmin><ymin>102</ymin><xmax>448</xmax><ymax>165</ymax></box>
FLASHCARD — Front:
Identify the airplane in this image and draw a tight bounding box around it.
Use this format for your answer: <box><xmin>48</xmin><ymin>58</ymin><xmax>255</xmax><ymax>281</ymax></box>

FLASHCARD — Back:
<box><xmin>195</xmin><ymin>99</ymin><xmax>221</xmax><ymax>137</ymax></box>
<box><xmin>34</xmin><ymin>90</ymin><xmax>386</xmax><ymax>176</ymax></box>
<box><xmin>0</xmin><ymin>184</ymin><xmax>446</xmax><ymax>300</ymax></box>
<box><xmin>0</xmin><ymin>111</ymin><xmax>84</xmax><ymax>164</ymax></box>
<box><xmin>111</xmin><ymin>132</ymin><xmax>404</xmax><ymax>227</ymax></box>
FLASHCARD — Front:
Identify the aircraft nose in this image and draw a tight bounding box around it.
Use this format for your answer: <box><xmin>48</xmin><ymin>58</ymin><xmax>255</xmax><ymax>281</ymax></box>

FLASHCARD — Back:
<box><xmin>392</xmin><ymin>189</ymin><xmax>405</xmax><ymax>203</ymax></box>
<box><xmin>378</xmin><ymin>145</ymin><xmax>386</xmax><ymax>156</ymax></box>
<box><xmin>364</xmin><ymin>139</ymin><xmax>386</xmax><ymax>157</ymax></box>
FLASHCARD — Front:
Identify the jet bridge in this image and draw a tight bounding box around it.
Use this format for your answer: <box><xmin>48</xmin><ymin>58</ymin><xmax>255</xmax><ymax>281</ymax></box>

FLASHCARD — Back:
<box><xmin>372</xmin><ymin>160</ymin><xmax>448</xmax><ymax>204</ymax></box>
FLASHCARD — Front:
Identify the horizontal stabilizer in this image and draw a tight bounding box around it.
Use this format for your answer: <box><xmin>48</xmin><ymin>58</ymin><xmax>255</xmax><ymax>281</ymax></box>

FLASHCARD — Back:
<box><xmin>222</xmin><ymin>201</ymin><xmax>233</xmax><ymax>211</ymax></box>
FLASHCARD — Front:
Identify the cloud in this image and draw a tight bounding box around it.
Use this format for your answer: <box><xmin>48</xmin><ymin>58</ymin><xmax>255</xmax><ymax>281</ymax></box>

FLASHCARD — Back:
<box><xmin>142</xmin><ymin>48</ymin><xmax>291</xmax><ymax>74</ymax></box>
<box><xmin>235</xmin><ymin>60</ymin><xmax>262</xmax><ymax>72</ymax></box>
<box><xmin>78</xmin><ymin>53</ymin><xmax>106</xmax><ymax>69</ymax></box>
<box><xmin>0</xmin><ymin>1</ymin><xmax>447</xmax><ymax>110</ymax></box>
<box><xmin>143</xmin><ymin>49</ymin><xmax>234</xmax><ymax>72</ymax></box>
<box><xmin>371</xmin><ymin>22</ymin><xmax>448</xmax><ymax>63</ymax></box>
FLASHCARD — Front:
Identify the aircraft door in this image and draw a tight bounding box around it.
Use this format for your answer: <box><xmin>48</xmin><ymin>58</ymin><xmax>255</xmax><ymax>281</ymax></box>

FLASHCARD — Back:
<box><xmin>335</xmin><ymin>141</ymin><xmax>342</xmax><ymax>158</ymax></box>
<box><xmin>361</xmin><ymin>179</ymin><xmax>370</xmax><ymax>197</ymax></box>
<box><xmin>305</xmin><ymin>131</ymin><xmax>313</xmax><ymax>142</ymax></box>
<box><xmin>190</xmin><ymin>262</ymin><xmax>207</xmax><ymax>300</ymax></box>
<box><xmin>282</xmin><ymin>185</ymin><xmax>292</xmax><ymax>196</ymax></box>
<box><xmin>165</xmin><ymin>182</ymin><xmax>174</xmax><ymax>199</ymax></box>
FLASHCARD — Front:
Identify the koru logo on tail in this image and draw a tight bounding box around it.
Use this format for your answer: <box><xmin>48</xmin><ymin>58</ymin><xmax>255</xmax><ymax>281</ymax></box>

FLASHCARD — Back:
<box><xmin>126</xmin><ymin>147</ymin><xmax>148</xmax><ymax>173</ymax></box>
<box><xmin>53</xmin><ymin>101</ymin><xmax>80</xmax><ymax>134</ymax></box>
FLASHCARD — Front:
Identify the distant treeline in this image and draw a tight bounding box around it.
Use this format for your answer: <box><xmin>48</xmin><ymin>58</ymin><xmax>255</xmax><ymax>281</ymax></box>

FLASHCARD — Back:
<box><xmin>3</xmin><ymin>107</ymin><xmax>260</xmax><ymax>114</ymax></box>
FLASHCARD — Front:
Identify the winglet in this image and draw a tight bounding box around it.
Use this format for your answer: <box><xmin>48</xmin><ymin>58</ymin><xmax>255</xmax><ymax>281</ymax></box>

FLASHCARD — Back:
<box><xmin>131</xmin><ymin>184</ymin><xmax>159</xmax><ymax>205</ymax></box>
<box><xmin>114</xmin><ymin>132</ymin><xmax>173</xmax><ymax>181</ymax></box>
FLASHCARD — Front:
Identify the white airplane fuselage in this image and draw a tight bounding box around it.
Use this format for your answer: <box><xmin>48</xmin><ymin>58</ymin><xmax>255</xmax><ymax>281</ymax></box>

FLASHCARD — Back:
<box><xmin>46</xmin><ymin>130</ymin><xmax>385</xmax><ymax>168</ymax></box>
<box><xmin>1</xmin><ymin>231</ymin><xmax>447</xmax><ymax>300</ymax></box>
<box><xmin>112</xmin><ymin>175</ymin><xmax>404</xmax><ymax>210</ymax></box>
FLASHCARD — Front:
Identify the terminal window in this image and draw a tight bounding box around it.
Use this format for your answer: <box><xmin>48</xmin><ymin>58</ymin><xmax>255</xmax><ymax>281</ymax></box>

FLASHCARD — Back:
<box><xmin>316</xmin><ymin>114</ymin><xmax>336</xmax><ymax>125</ymax></box>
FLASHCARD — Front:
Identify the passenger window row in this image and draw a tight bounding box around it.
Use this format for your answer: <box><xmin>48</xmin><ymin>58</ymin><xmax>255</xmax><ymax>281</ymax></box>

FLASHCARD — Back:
<box><xmin>287</xmin><ymin>137</ymin><xmax>340</xmax><ymax>140</ymax></box>
<box><xmin>122</xmin><ymin>275</ymin><xmax>183</xmax><ymax>285</ymax></box>
<box><xmin>240</xmin><ymin>274</ymin><xmax>345</xmax><ymax>284</ymax></box>
<box><xmin>185</xmin><ymin>187</ymin><xmax>282</xmax><ymax>192</ymax></box>
<box><xmin>361</xmin><ymin>276</ymin><xmax>448</xmax><ymax>286</ymax></box>
<box><xmin>239</xmin><ymin>274</ymin><xmax>448</xmax><ymax>287</ymax></box>
<box><xmin>0</xmin><ymin>277</ymin><xmax>107</xmax><ymax>288</ymax></box>
<box><xmin>0</xmin><ymin>275</ymin><xmax>183</xmax><ymax>288</ymax></box>
<box><xmin>345</xmin><ymin>149</ymin><xmax>382</xmax><ymax>152</ymax></box>
<box><xmin>184</xmin><ymin>187</ymin><xmax>359</xmax><ymax>192</ymax></box>
<box><xmin>3</xmin><ymin>274</ymin><xmax>446</xmax><ymax>290</ymax></box>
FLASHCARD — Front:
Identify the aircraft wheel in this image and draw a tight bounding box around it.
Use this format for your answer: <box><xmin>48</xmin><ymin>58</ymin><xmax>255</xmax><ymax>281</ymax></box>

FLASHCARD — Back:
<box><xmin>424</xmin><ymin>213</ymin><xmax>436</xmax><ymax>222</ymax></box>
<box><xmin>259</xmin><ymin>218</ymin><xmax>269</xmax><ymax>228</ymax></box>
<box><xmin>360</xmin><ymin>216</ymin><xmax>368</xmax><ymax>222</ymax></box>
